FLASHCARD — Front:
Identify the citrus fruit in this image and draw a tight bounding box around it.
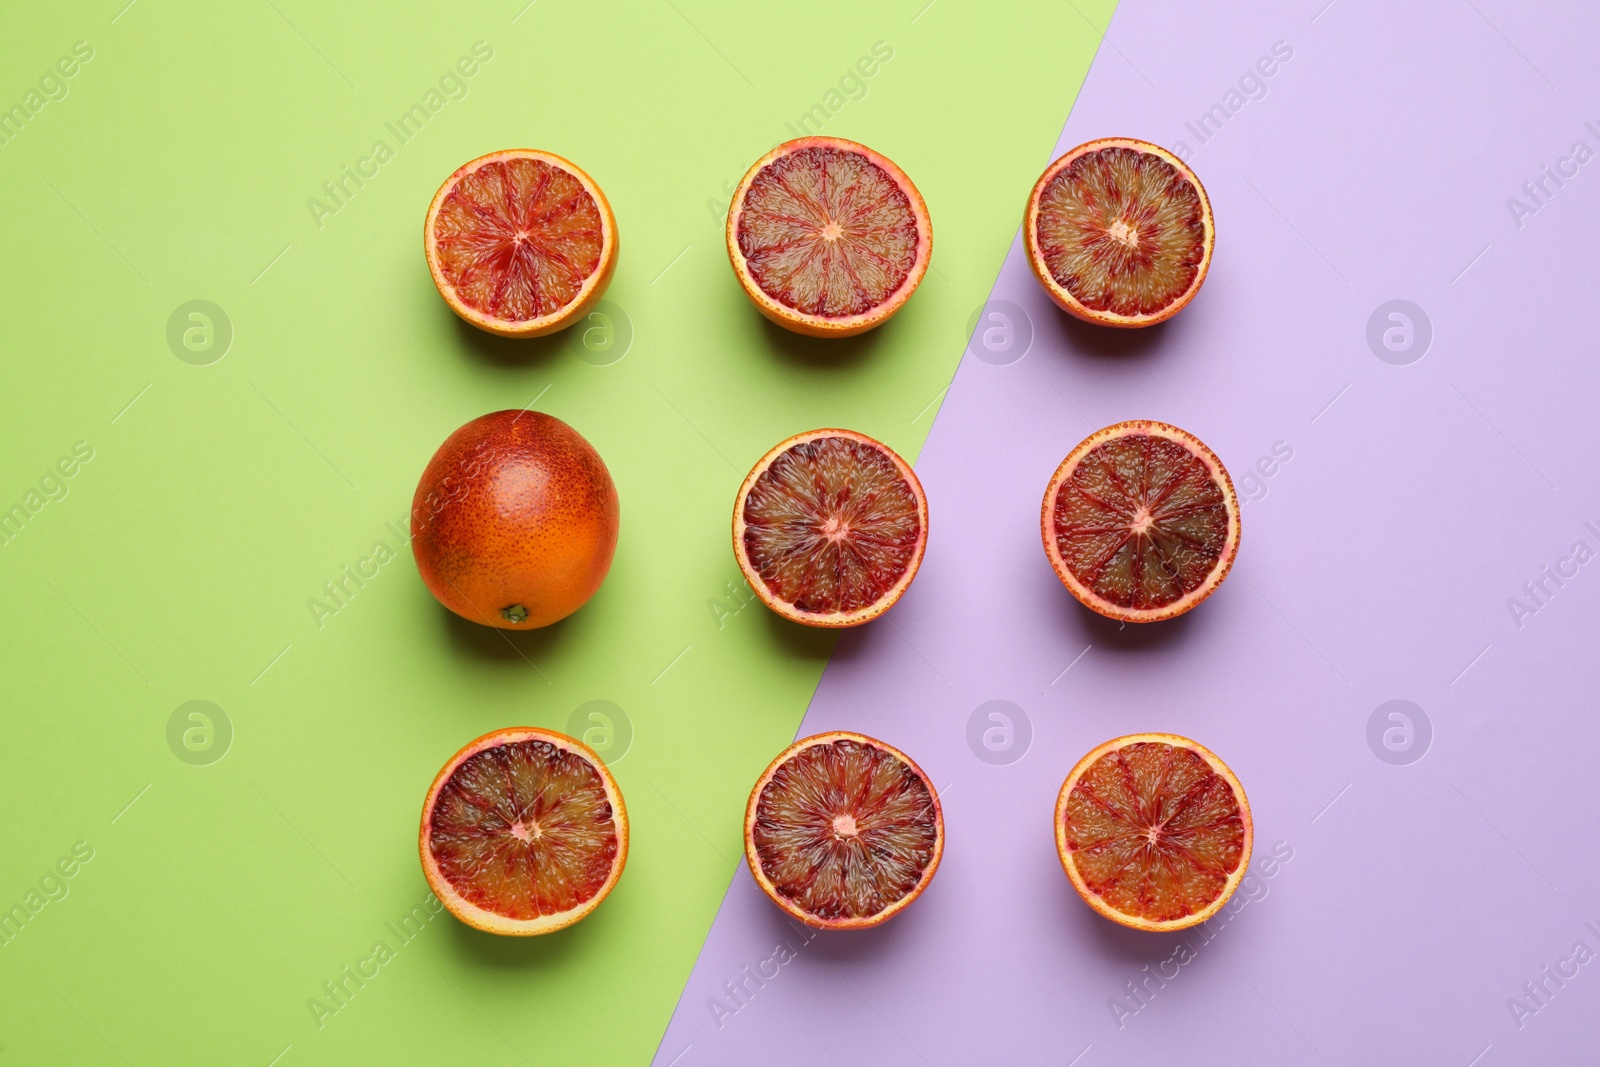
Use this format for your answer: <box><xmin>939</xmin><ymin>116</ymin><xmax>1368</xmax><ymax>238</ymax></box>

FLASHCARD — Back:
<box><xmin>1042</xmin><ymin>420</ymin><xmax>1239</xmax><ymax>623</ymax></box>
<box><xmin>411</xmin><ymin>409</ymin><xmax>619</xmax><ymax>629</ymax></box>
<box><xmin>1056</xmin><ymin>733</ymin><xmax>1252</xmax><ymax>931</ymax></box>
<box><xmin>733</xmin><ymin>428</ymin><xmax>927</xmax><ymax>628</ymax></box>
<box><xmin>1025</xmin><ymin>138</ymin><xmax>1213</xmax><ymax>328</ymax></box>
<box><xmin>726</xmin><ymin>136</ymin><xmax>931</xmax><ymax>338</ymax></box>
<box><xmin>745</xmin><ymin>731</ymin><xmax>943</xmax><ymax>930</ymax></box>
<box><xmin>424</xmin><ymin>149</ymin><xmax>617</xmax><ymax>337</ymax></box>
<box><xmin>420</xmin><ymin>727</ymin><xmax>627</xmax><ymax>936</ymax></box>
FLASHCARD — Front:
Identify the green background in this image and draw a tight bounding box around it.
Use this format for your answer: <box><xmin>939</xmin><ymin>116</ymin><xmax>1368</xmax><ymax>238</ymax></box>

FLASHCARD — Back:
<box><xmin>0</xmin><ymin>0</ymin><xmax>1112</xmax><ymax>1062</ymax></box>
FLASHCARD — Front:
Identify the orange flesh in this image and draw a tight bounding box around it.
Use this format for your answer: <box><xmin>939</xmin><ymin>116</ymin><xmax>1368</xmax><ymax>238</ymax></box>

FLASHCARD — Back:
<box><xmin>1051</xmin><ymin>433</ymin><xmax>1229</xmax><ymax>612</ymax></box>
<box><xmin>431</xmin><ymin>158</ymin><xmax>603</xmax><ymax>322</ymax></box>
<box><xmin>1062</xmin><ymin>742</ymin><xmax>1245</xmax><ymax>923</ymax></box>
<box><xmin>742</xmin><ymin>436</ymin><xmax>922</xmax><ymax>616</ymax></box>
<box><xmin>751</xmin><ymin>739</ymin><xmax>938</xmax><ymax>922</ymax></box>
<box><xmin>427</xmin><ymin>739</ymin><xmax>619</xmax><ymax>921</ymax></box>
<box><xmin>1034</xmin><ymin>146</ymin><xmax>1206</xmax><ymax>317</ymax></box>
<box><xmin>737</xmin><ymin>147</ymin><xmax>919</xmax><ymax>318</ymax></box>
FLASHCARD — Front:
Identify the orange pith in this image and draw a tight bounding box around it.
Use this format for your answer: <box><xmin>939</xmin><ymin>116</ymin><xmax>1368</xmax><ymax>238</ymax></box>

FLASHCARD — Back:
<box><xmin>1056</xmin><ymin>733</ymin><xmax>1252</xmax><ymax>932</ymax></box>
<box><xmin>727</xmin><ymin>137</ymin><xmax>931</xmax><ymax>337</ymax></box>
<box><xmin>419</xmin><ymin>727</ymin><xmax>627</xmax><ymax>936</ymax></box>
<box><xmin>425</xmin><ymin>149</ymin><xmax>617</xmax><ymax>337</ymax></box>
<box><xmin>745</xmin><ymin>732</ymin><xmax>943</xmax><ymax>929</ymax></box>
<box><xmin>1042</xmin><ymin>421</ymin><xmax>1239</xmax><ymax>623</ymax></box>
<box><xmin>1025</xmin><ymin>138</ymin><xmax>1213</xmax><ymax>328</ymax></box>
<box><xmin>733</xmin><ymin>429</ymin><xmax>928</xmax><ymax>628</ymax></box>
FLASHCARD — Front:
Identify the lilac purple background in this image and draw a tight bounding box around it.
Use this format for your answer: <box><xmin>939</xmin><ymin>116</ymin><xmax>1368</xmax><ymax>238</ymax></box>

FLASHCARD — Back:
<box><xmin>655</xmin><ymin>0</ymin><xmax>1600</xmax><ymax>1062</ymax></box>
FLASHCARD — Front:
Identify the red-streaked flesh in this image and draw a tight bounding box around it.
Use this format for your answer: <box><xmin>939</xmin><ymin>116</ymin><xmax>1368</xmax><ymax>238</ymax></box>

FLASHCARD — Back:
<box><xmin>431</xmin><ymin>158</ymin><xmax>603</xmax><ymax>322</ymax></box>
<box><xmin>1051</xmin><ymin>433</ymin><xmax>1230</xmax><ymax>612</ymax></box>
<box><xmin>742</xmin><ymin>435</ymin><xmax>921</xmax><ymax>616</ymax></box>
<box><xmin>737</xmin><ymin>147</ymin><xmax>919</xmax><ymax>318</ymax></box>
<box><xmin>426</xmin><ymin>738</ymin><xmax>619</xmax><ymax>921</ymax></box>
<box><xmin>1061</xmin><ymin>741</ymin><xmax>1245</xmax><ymax>924</ymax></box>
<box><xmin>1034</xmin><ymin>146</ymin><xmax>1206</xmax><ymax>318</ymax></box>
<box><xmin>751</xmin><ymin>738</ymin><xmax>938</xmax><ymax>922</ymax></box>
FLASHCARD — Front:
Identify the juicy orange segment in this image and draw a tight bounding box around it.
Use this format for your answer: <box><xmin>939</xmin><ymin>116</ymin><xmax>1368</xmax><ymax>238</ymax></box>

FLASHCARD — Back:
<box><xmin>1056</xmin><ymin>734</ymin><xmax>1252</xmax><ymax>931</ymax></box>
<box><xmin>746</xmin><ymin>732</ymin><xmax>943</xmax><ymax>929</ymax></box>
<box><xmin>425</xmin><ymin>149</ymin><xmax>617</xmax><ymax>337</ymax></box>
<box><xmin>420</xmin><ymin>728</ymin><xmax>627</xmax><ymax>935</ymax></box>
<box><xmin>1026</xmin><ymin>138</ymin><xmax>1213</xmax><ymax>328</ymax></box>
<box><xmin>1043</xmin><ymin>421</ymin><xmax>1239</xmax><ymax>623</ymax></box>
<box><xmin>727</xmin><ymin>137</ymin><xmax>931</xmax><ymax>337</ymax></box>
<box><xmin>739</xmin><ymin>147</ymin><xmax>917</xmax><ymax>316</ymax></box>
<box><xmin>734</xmin><ymin>429</ymin><xmax>928</xmax><ymax>627</ymax></box>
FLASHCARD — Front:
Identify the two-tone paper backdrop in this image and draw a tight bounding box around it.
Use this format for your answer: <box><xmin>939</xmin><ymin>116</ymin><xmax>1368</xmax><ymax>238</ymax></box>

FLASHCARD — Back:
<box><xmin>658</xmin><ymin>0</ymin><xmax>1600</xmax><ymax>1064</ymax></box>
<box><xmin>0</xmin><ymin>0</ymin><xmax>1116</xmax><ymax>1063</ymax></box>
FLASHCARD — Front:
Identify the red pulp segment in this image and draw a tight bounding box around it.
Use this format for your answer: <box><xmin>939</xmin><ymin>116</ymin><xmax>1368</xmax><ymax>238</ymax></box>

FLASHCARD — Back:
<box><xmin>741</xmin><ymin>435</ymin><xmax>922</xmax><ymax>617</ymax></box>
<box><xmin>1061</xmin><ymin>741</ymin><xmax>1246</xmax><ymax>924</ymax></box>
<box><xmin>1034</xmin><ymin>145</ymin><xmax>1207</xmax><ymax>318</ymax></box>
<box><xmin>426</xmin><ymin>737</ymin><xmax>619</xmax><ymax>921</ymax></box>
<box><xmin>431</xmin><ymin>157</ymin><xmax>604</xmax><ymax>322</ymax></box>
<box><xmin>737</xmin><ymin>146</ymin><xmax>920</xmax><ymax>318</ymax></box>
<box><xmin>1050</xmin><ymin>432</ymin><xmax>1231</xmax><ymax>612</ymax></box>
<box><xmin>751</xmin><ymin>738</ymin><xmax>939</xmax><ymax>923</ymax></box>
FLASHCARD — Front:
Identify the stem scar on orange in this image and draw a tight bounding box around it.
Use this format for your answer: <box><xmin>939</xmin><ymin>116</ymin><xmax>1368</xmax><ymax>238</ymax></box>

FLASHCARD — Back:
<box><xmin>1025</xmin><ymin>138</ymin><xmax>1214</xmax><ymax>328</ymax></box>
<box><xmin>1042</xmin><ymin>421</ymin><xmax>1239</xmax><ymax>623</ymax></box>
<box><xmin>424</xmin><ymin>149</ymin><xmax>617</xmax><ymax>338</ymax></box>
<box><xmin>420</xmin><ymin>727</ymin><xmax>628</xmax><ymax>936</ymax></box>
<box><xmin>745</xmin><ymin>731</ymin><xmax>943</xmax><ymax>930</ymax></box>
<box><xmin>733</xmin><ymin>428</ymin><xmax>928</xmax><ymax>628</ymax></box>
<box><xmin>727</xmin><ymin>137</ymin><xmax>932</xmax><ymax>338</ymax></box>
<box><xmin>1056</xmin><ymin>733</ymin><xmax>1252</xmax><ymax>932</ymax></box>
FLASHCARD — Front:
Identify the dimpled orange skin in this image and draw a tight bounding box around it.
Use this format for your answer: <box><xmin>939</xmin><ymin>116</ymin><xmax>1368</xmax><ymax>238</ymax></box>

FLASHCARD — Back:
<box><xmin>411</xmin><ymin>410</ymin><xmax>619</xmax><ymax>629</ymax></box>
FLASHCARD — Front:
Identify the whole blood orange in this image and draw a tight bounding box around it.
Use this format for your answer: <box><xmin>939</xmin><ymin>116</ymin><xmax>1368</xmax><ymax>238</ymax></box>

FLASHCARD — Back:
<box><xmin>421</xmin><ymin>727</ymin><xmax>627</xmax><ymax>935</ymax></box>
<box><xmin>425</xmin><ymin>149</ymin><xmax>617</xmax><ymax>337</ymax></box>
<box><xmin>1056</xmin><ymin>733</ymin><xmax>1251</xmax><ymax>931</ymax></box>
<box><xmin>745</xmin><ymin>731</ymin><xmax>943</xmax><ymax>930</ymax></box>
<box><xmin>1042</xmin><ymin>421</ymin><xmax>1239</xmax><ymax>623</ymax></box>
<box><xmin>1025</xmin><ymin>138</ymin><xmax>1213</xmax><ymax>328</ymax></box>
<box><xmin>411</xmin><ymin>410</ymin><xmax>619</xmax><ymax>629</ymax></box>
<box><xmin>733</xmin><ymin>428</ymin><xmax>927</xmax><ymax>627</ymax></box>
<box><xmin>727</xmin><ymin>137</ymin><xmax>931</xmax><ymax>337</ymax></box>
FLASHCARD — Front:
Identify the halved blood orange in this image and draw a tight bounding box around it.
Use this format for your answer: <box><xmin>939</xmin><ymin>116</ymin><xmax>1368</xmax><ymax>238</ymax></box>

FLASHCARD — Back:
<box><xmin>727</xmin><ymin>137</ymin><xmax>931</xmax><ymax>337</ymax></box>
<box><xmin>745</xmin><ymin>731</ymin><xmax>943</xmax><ymax>930</ymax></box>
<box><xmin>420</xmin><ymin>727</ymin><xmax>627</xmax><ymax>936</ymax></box>
<box><xmin>733</xmin><ymin>428</ymin><xmax>928</xmax><ymax>628</ymax></box>
<box><xmin>1042</xmin><ymin>421</ymin><xmax>1239</xmax><ymax>623</ymax></box>
<box><xmin>1025</xmin><ymin>138</ymin><xmax>1213</xmax><ymax>328</ymax></box>
<box><xmin>1056</xmin><ymin>733</ymin><xmax>1252</xmax><ymax>932</ymax></box>
<box><xmin>425</xmin><ymin>149</ymin><xmax>617</xmax><ymax>337</ymax></box>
